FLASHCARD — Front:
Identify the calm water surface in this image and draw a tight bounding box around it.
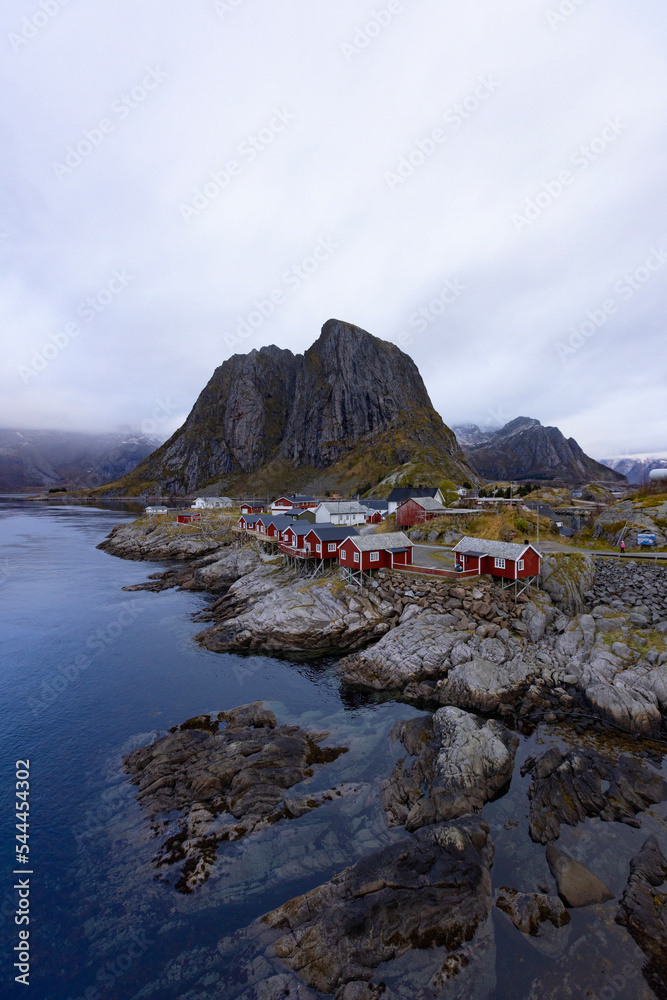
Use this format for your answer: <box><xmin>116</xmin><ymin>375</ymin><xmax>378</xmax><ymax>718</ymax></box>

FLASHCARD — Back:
<box><xmin>0</xmin><ymin>500</ymin><xmax>665</xmax><ymax>999</ymax></box>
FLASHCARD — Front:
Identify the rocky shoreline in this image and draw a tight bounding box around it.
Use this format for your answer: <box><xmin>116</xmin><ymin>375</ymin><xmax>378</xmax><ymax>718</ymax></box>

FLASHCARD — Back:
<box><xmin>101</xmin><ymin>514</ymin><xmax>667</xmax><ymax>998</ymax></box>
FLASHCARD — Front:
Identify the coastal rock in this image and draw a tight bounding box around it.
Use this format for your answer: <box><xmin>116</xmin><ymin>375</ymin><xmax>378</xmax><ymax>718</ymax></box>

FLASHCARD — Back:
<box><xmin>98</xmin><ymin>517</ymin><xmax>230</xmax><ymax>561</ymax></box>
<box><xmin>339</xmin><ymin>613</ymin><xmax>459</xmax><ymax>689</ymax></box>
<box><xmin>260</xmin><ymin>816</ymin><xmax>494</xmax><ymax>994</ymax></box>
<box><xmin>539</xmin><ymin>553</ymin><xmax>596</xmax><ymax>615</ymax></box>
<box><xmin>382</xmin><ymin>707</ymin><xmax>518</xmax><ymax>831</ymax></box>
<box><xmin>495</xmin><ymin>886</ymin><xmax>570</xmax><ymax>935</ymax></box>
<box><xmin>190</xmin><ymin>547</ymin><xmax>261</xmax><ymax>590</ymax></box>
<box><xmin>123</xmin><ymin>702</ymin><xmax>350</xmax><ymax>892</ymax></box>
<box><xmin>522</xmin><ymin>747</ymin><xmax>667</xmax><ymax>844</ymax></box>
<box><xmin>194</xmin><ymin>566</ymin><xmax>392</xmax><ymax>657</ymax></box>
<box><xmin>123</xmin><ymin>546</ymin><xmax>262</xmax><ymax>593</ymax></box>
<box><xmin>434</xmin><ymin>654</ymin><xmax>539</xmax><ymax>714</ymax></box>
<box><xmin>616</xmin><ymin>836</ymin><xmax>667</xmax><ymax>982</ymax></box>
<box><xmin>545</xmin><ymin>844</ymin><xmax>614</xmax><ymax>907</ymax></box>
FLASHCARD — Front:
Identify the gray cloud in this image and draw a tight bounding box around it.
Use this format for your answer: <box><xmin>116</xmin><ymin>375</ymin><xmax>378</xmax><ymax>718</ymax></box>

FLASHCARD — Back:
<box><xmin>1</xmin><ymin>0</ymin><xmax>666</xmax><ymax>459</ymax></box>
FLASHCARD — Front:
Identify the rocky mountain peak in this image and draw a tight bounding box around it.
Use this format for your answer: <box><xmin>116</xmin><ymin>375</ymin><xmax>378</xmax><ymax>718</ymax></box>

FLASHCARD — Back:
<box><xmin>96</xmin><ymin>320</ymin><xmax>477</xmax><ymax>495</ymax></box>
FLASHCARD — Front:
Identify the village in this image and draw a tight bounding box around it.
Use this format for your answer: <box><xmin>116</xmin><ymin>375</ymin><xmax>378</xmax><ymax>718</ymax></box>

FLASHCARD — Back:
<box><xmin>143</xmin><ymin>486</ymin><xmax>549</xmax><ymax>591</ymax></box>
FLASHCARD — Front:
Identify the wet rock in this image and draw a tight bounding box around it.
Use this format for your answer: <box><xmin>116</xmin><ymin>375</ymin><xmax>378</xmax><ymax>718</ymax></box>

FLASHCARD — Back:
<box><xmin>495</xmin><ymin>886</ymin><xmax>570</xmax><ymax>935</ymax></box>
<box><xmin>123</xmin><ymin>702</ymin><xmax>350</xmax><ymax>892</ymax></box>
<box><xmin>616</xmin><ymin>835</ymin><xmax>667</xmax><ymax>983</ymax></box>
<box><xmin>124</xmin><ymin>546</ymin><xmax>261</xmax><ymax>593</ymax></box>
<box><xmin>522</xmin><ymin>747</ymin><xmax>667</xmax><ymax>844</ymax></box>
<box><xmin>382</xmin><ymin>707</ymin><xmax>518</xmax><ymax>831</ymax></box>
<box><xmin>195</xmin><ymin>567</ymin><xmax>392</xmax><ymax>657</ymax></box>
<box><xmin>260</xmin><ymin>817</ymin><xmax>494</xmax><ymax>994</ymax></box>
<box><xmin>546</xmin><ymin>844</ymin><xmax>613</xmax><ymax>907</ymax></box>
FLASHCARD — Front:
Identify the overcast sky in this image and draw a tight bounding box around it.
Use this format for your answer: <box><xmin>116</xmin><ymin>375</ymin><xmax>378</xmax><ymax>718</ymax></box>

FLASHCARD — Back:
<box><xmin>2</xmin><ymin>0</ymin><xmax>666</xmax><ymax>460</ymax></box>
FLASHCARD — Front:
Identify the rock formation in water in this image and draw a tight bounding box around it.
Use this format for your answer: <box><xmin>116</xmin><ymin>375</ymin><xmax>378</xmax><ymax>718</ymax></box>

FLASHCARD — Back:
<box><xmin>123</xmin><ymin>703</ymin><xmax>350</xmax><ymax>892</ymax></box>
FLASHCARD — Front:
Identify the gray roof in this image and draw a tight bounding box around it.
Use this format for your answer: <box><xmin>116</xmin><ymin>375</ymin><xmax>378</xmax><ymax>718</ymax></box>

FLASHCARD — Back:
<box><xmin>453</xmin><ymin>536</ymin><xmax>537</xmax><ymax>560</ymax></box>
<box><xmin>347</xmin><ymin>531</ymin><xmax>412</xmax><ymax>551</ymax></box>
<box><xmin>362</xmin><ymin>499</ymin><xmax>389</xmax><ymax>510</ymax></box>
<box><xmin>284</xmin><ymin>523</ymin><xmax>311</xmax><ymax>536</ymax></box>
<box><xmin>318</xmin><ymin>501</ymin><xmax>366</xmax><ymax>514</ymax></box>
<box><xmin>387</xmin><ymin>486</ymin><xmax>440</xmax><ymax>502</ymax></box>
<box><xmin>307</xmin><ymin>525</ymin><xmax>360</xmax><ymax>541</ymax></box>
<box><xmin>401</xmin><ymin>496</ymin><xmax>447</xmax><ymax>512</ymax></box>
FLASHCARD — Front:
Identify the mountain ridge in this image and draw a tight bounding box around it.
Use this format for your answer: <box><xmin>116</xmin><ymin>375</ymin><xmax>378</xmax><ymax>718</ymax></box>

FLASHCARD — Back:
<box><xmin>0</xmin><ymin>429</ymin><xmax>160</xmax><ymax>492</ymax></box>
<box><xmin>94</xmin><ymin>319</ymin><xmax>480</xmax><ymax>497</ymax></box>
<box><xmin>453</xmin><ymin>417</ymin><xmax>625</xmax><ymax>483</ymax></box>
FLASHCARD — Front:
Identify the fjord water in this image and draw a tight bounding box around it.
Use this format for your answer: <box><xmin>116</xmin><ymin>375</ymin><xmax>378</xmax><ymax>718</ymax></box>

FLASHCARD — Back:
<box><xmin>0</xmin><ymin>499</ymin><xmax>664</xmax><ymax>1000</ymax></box>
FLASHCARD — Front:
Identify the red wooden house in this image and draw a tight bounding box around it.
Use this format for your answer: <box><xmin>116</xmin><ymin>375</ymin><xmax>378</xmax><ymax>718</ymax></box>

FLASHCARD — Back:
<box><xmin>303</xmin><ymin>525</ymin><xmax>359</xmax><ymax>560</ymax></box>
<box><xmin>177</xmin><ymin>511</ymin><xmax>201</xmax><ymax>524</ymax></box>
<box><xmin>241</xmin><ymin>501</ymin><xmax>265</xmax><ymax>515</ymax></box>
<box><xmin>338</xmin><ymin>532</ymin><xmax>413</xmax><ymax>578</ymax></box>
<box><xmin>256</xmin><ymin>515</ymin><xmax>293</xmax><ymax>538</ymax></box>
<box><xmin>365</xmin><ymin>510</ymin><xmax>383</xmax><ymax>524</ymax></box>
<box><xmin>238</xmin><ymin>514</ymin><xmax>262</xmax><ymax>531</ymax></box>
<box><xmin>452</xmin><ymin>537</ymin><xmax>541</xmax><ymax>581</ymax></box>
<box><xmin>396</xmin><ymin>496</ymin><xmax>448</xmax><ymax>527</ymax></box>
<box><xmin>270</xmin><ymin>494</ymin><xmax>317</xmax><ymax>515</ymax></box>
<box><xmin>281</xmin><ymin>523</ymin><xmax>311</xmax><ymax>550</ymax></box>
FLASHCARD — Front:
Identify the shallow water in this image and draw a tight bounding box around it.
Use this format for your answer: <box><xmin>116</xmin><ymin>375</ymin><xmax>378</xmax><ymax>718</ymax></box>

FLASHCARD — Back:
<box><xmin>0</xmin><ymin>499</ymin><xmax>665</xmax><ymax>999</ymax></box>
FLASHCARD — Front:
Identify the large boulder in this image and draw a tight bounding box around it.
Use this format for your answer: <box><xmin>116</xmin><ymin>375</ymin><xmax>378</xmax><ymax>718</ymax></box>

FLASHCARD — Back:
<box><xmin>339</xmin><ymin>613</ymin><xmax>460</xmax><ymax>689</ymax></box>
<box><xmin>434</xmin><ymin>654</ymin><xmax>539</xmax><ymax>714</ymax></box>
<box><xmin>539</xmin><ymin>553</ymin><xmax>596</xmax><ymax>615</ymax></box>
<box><xmin>382</xmin><ymin>707</ymin><xmax>518</xmax><ymax>831</ymax></box>
<box><xmin>259</xmin><ymin>817</ymin><xmax>495</xmax><ymax>995</ymax></box>
<box><xmin>546</xmin><ymin>844</ymin><xmax>613</xmax><ymax>908</ymax></box>
<box><xmin>522</xmin><ymin>747</ymin><xmax>667</xmax><ymax>844</ymax></box>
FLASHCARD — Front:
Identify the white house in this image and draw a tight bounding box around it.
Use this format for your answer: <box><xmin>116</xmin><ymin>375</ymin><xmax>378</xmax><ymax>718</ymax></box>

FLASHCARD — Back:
<box><xmin>145</xmin><ymin>506</ymin><xmax>168</xmax><ymax>515</ymax></box>
<box><xmin>315</xmin><ymin>501</ymin><xmax>368</xmax><ymax>526</ymax></box>
<box><xmin>191</xmin><ymin>497</ymin><xmax>233</xmax><ymax>510</ymax></box>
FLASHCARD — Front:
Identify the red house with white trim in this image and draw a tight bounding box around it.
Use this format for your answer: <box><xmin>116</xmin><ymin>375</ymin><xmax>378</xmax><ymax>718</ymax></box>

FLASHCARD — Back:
<box><xmin>396</xmin><ymin>496</ymin><xmax>448</xmax><ymax>527</ymax></box>
<box><xmin>338</xmin><ymin>532</ymin><xmax>413</xmax><ymax>574</ymax></box>
<box><xmin>238</xmin><ymin>514</ymin><xmax>263</xmax><ymax>531</ymax></box>
<box><xmin>303</xmin><ymin>525</ymin><xmax>359</xmax><ymax>560</ymax></box>
<box><xmin>255</xmin><ymin>515</ymin><xmax>293</xmax><ymax>538</ymax></box>
<box><xmin>452</xmin><ymin>536</ymin><xmax>541</xmax><ymax>579</ymax></box>
<box><xmin>241</xmin><ymin>501</ymin><xmax>265</xmax><ymax>515</ymax></box>
<box><xmin>281</xmin><ymin>523</ymin><xmax>311</xmax><ymax>550</ymax></box>
<box><xmin>270</xmin><ymin>495</ymin><xmax>317</xmax><ymax>515</ymax></box>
